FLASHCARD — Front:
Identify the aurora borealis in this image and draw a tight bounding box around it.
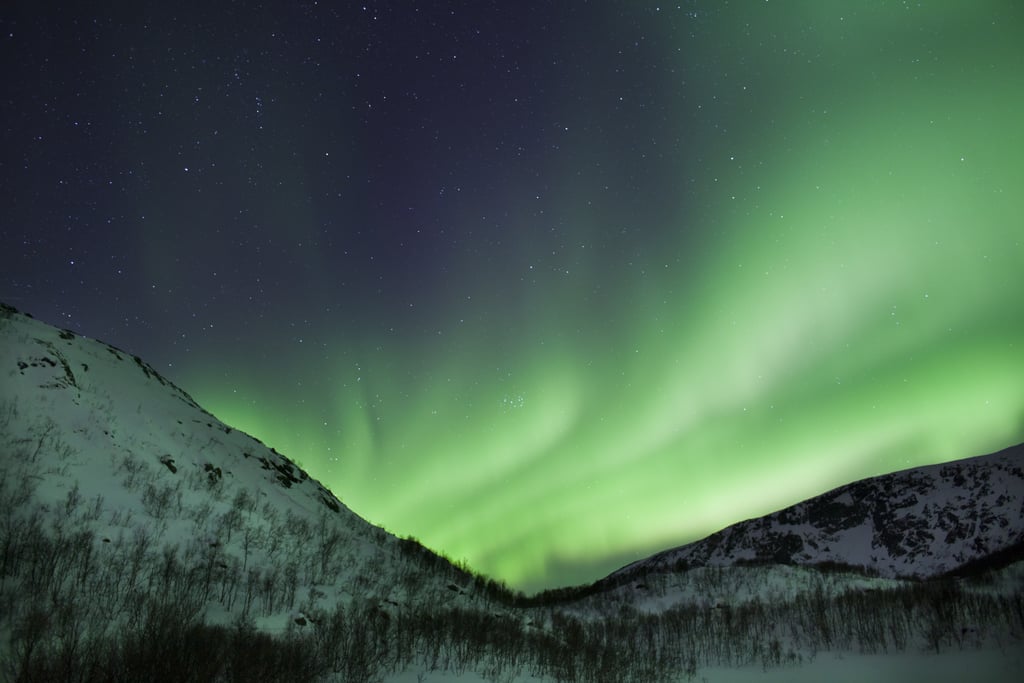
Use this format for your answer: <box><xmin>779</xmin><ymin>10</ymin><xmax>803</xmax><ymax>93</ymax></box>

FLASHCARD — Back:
<box><xmin>3</xmin><ymin>2</ymin><xmax>1023</xmax><ymax>592</ymax></box>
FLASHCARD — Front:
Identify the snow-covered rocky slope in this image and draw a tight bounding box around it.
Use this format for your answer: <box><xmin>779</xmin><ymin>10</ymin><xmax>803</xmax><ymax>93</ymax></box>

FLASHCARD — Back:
<box><xmin>0</xmin><ymin>301</ymin><xmax>492</xmax><ymax>626</ymax></box>
<box><xmin>605</xmin><ymin>443</ymin><xmax>1024</xmax><ymax>586</ymax></box>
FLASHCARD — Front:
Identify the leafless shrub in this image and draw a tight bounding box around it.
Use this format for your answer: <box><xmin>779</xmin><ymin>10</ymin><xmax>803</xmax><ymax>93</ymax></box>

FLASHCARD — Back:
<box><xmin>141</xmin><ymin>481</ymin><xmax>177</xmax><ymax>520</ymax></box>
<box><xmin>118</xmin><ymin>454</ymin><xmax>147</xmax><ymax>490</ymax></box>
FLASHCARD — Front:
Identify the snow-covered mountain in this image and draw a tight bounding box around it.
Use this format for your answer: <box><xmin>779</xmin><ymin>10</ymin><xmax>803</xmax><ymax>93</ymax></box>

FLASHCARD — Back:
<box><xmin>603</xmin><ymin>443</ymin><xmax>1024</xmax><ymax>588</ymax></box>
<box><xmin>0</xmin><ymin>301</ymin><xmax>497</xmax><ymax>625</ymax></box>
<box><xmin>2</xmin><ymin>301</ymin><xmax>1022</xmax><ymax>682</ymax></box>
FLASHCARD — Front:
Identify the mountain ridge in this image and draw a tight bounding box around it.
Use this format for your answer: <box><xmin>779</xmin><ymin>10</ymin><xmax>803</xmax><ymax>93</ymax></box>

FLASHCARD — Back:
<box><xmin>0</xmin><ymin>301</ymin><xmax>503</xmax><ymax>614</ymax></box>
<box><xmin>600</xmin><ymin>443</ymin><xmax>1024</xmax><ymax>589</ymax></box>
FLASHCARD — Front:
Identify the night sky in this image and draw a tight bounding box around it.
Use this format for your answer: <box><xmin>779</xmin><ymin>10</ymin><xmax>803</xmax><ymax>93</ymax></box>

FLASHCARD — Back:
<box><xmin>3</xmin><ymin>1</ymin><xmax>1023</xmax><ymax>592</ymax></box>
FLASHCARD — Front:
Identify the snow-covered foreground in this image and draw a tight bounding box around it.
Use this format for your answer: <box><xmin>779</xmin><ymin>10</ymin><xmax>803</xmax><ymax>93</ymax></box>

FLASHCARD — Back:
<box><xmin>381</xmin><ymin>647</ymin><xmax>1023</xmax><ymax>683</ymax></box>
<box><xmin>696</xmin><ymin>647</ymin><xmax>1023</xmax><ymax>683</ymax></box>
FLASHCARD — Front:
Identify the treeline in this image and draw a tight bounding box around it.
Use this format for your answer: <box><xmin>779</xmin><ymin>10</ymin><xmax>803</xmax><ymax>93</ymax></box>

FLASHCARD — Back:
<box><xmin>3</xmin><ymin>479</ymin><xmax>1022</xmax><ymax>683</ymax></box>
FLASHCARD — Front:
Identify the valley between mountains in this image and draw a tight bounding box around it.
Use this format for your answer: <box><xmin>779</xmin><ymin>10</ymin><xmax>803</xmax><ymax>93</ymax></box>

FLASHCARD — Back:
<box><xmin>1</xmin><ymin>301</ymin><xmax>1022</xmax><ymax>682</ymax></box>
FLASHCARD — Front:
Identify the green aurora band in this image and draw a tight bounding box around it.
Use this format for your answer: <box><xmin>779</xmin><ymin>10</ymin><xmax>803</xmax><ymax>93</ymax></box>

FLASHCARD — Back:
<box><xmin>187</xmin><ymin>4</ymin><xmax>1024</xmax><ymax>591</ymax></box>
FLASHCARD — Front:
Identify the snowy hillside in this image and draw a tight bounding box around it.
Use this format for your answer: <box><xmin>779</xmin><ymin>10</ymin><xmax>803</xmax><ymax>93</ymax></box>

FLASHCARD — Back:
<box><xmin>0</xmin><ymin>302</ymin><xmax>531</xmax><ymax>681</ymax></box>
<box><xmin>0</xmin><ymin>302</ymin><xmax>490</xmax><ymax>614</ymax></box>
<box><xmin>605</xmin><ymin>443</ymin><xmax>1024</xmax><ymax>587</ymax></box>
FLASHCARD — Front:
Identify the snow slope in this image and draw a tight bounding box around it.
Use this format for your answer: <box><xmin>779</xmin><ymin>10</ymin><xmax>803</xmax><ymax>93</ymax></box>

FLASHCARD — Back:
<box><xmin>0</xmin><ymin>302</ymin><xmax>489</xmax><ymax>628</ymax></box>
<box><xmin>606</xmin><ymin>443</ymin><xmax>1024</xmax><ymax>586</ymax></box>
